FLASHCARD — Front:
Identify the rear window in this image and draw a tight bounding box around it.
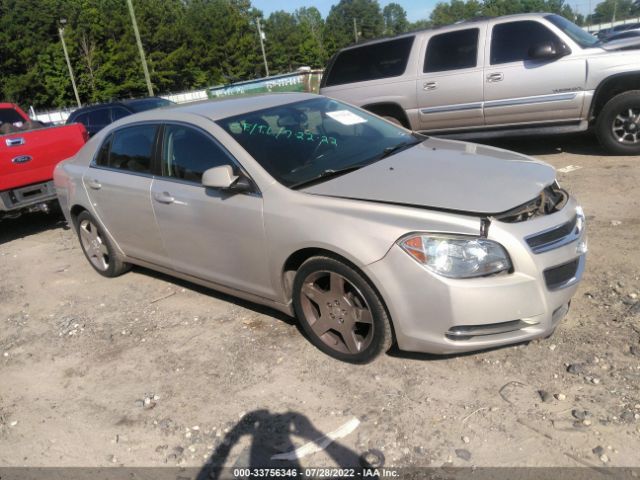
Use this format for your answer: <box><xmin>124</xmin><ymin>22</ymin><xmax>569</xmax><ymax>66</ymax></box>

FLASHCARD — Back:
<box><xmin>324</xmin><ymin>36</ymin><xmax>415</xmax><ymax>87</ymax></box>
<box><xmin>0</xmin><ymin>108</ymin><xmax>25</xmax><ymax>125</ymax></box>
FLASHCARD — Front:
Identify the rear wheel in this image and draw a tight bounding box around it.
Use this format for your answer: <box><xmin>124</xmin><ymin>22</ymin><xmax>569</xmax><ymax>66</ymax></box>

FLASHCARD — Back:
<box><xmin>292</xmin><ymin>256</ymin><xmax>393</xmax><ymax>363</ymax></box>
<box><xmin>596</xmin><ymin>90</ymin><xmax>640</xmax><ymax>155</ymax></box>
<box><xmin>76</xmin><ymin>211</ymin><xmax>130</xmax><ymax>277</ymax></box>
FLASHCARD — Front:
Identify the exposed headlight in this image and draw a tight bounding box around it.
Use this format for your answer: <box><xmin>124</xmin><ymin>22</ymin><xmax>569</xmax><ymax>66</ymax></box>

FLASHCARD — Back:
<box><xmin>399</xmin><ymin>234</ymin><xmax>512</xmax><ymax>278</ymax></box>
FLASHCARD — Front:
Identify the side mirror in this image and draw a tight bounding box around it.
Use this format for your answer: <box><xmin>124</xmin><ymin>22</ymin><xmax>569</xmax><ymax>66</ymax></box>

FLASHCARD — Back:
<box><xmin>201</xmin><ymin>165</ymin><xmax>253</xmax><ymax>193</ymax></box>
<box><xmin>529</xmin><ymin>42</ymin><xmax>571</xmax><ymax>60</ymax></box>
<box><xmin>529</xmin><ymin>42</ymin><xmax>557</xmax><ymax>59</ymax></box>
<box><xmin>202</xmin><ymin>165</ymin><xmax>238</xmax><ymax>189</ymax></box>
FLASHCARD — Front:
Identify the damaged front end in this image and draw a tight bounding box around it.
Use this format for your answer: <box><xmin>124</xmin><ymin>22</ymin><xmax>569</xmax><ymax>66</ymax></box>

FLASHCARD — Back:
<box><xmin>493</xmin><ymin>182</ymin><xmax>569</xmax><ymax>223</ymax></box>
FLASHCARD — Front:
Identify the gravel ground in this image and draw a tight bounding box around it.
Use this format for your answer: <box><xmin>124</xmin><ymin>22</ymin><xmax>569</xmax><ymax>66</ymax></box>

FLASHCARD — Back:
<box><xmin>0</xmin><ymin>132</ymin><xmax>639</xmax><ymax>471</ymax></box>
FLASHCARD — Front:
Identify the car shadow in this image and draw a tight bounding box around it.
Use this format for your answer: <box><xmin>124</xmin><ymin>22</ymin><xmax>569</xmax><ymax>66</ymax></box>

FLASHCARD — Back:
<box><xmin>196</xmin><ymin>409</ymin><xmax>383</xmax><ymax>480</ymax></box>
<box><xmin>475</xmin><ymin>131</ymin><xmax>606</xmax><ymax>157</ymax></box>
<box><xmin>0</xmin><ymin>209</ymin><xmax>68</xmax><ymax>245</ymax></box>
<box><xmin>133</xmin><ymin>266</ymin><xmax>297</xmax><ymax>327</ymax></box>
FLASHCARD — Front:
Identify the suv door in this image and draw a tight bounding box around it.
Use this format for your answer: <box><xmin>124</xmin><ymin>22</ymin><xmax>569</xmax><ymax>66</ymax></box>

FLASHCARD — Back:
<box><xmin>484</xmin><ymin>19</ymin><xmax>587</xmax><ymax>126</ymax></box>
<box><xmin>417</xmin><ymin>27</ymin><xmax>485</xmax><ymax>131</ymax></box>
<box><xmin>83</xmin><ymin>124</ymin><xmax>167</xmax><ymax>264</ymax></box>
<box><xmin>150</xmin><ymin>123</ymin><xmax>271</xmax><ymax>298</ymax></box>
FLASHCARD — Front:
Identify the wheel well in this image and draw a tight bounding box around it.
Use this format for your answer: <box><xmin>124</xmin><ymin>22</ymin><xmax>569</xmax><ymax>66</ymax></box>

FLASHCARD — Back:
<box><xmin>281</xmin><ymin>247</ymin><xmax>396</xmax><ymax>342</ymax></box>
<box><xmin>591</xmin><ymin>73</ymin><xmax>640</xmax><ymax>121</ymax></box>
<box><xmin>69</xmin><ymin>205</ymin><xmax>87</xmax><ymax>230</ymax></box>
<box><xmin>362</xmin><ymin>103</ymin><xmax>410</xmax><ymax>129</ymax></box>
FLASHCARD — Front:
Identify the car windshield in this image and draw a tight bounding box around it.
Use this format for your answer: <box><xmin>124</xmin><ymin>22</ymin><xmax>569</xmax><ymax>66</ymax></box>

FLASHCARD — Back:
<box><xmin>216</xmin><ymin>97</ymin><xmax>421</xmax><ymax>188</ymax></box>
<box><xmin>545</xmin><ymin>14</ymin><xmax>600</xmax><ymax>48</ymax></box>
<box><xmin>127</xmin><ymin>98</ymin><xmax>173</xmax><ymax>113</ymax></box>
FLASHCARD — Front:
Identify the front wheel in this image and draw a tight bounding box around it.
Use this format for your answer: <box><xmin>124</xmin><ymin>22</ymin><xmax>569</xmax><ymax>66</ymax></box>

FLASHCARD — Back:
<box><xmin>292</xmin><ymin>256</ymin><xmax>393</xmax><ymax>363</ymax></box>
<box><xmin>596</xmin><ymin>90</ymin><xmax>640</xmax><ymax>155</ymax></box>
<box><xmin>76</xmin><ymin>211</ymin><xmax>130</xmax><ymax>277</ymax></box>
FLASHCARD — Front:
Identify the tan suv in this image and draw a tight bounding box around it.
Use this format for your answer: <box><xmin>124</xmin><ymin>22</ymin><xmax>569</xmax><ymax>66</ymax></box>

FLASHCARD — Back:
<box><xmin>320</xmin><ymin>13</ymin><xmax>640</xmax><ymax>154</ymax></box>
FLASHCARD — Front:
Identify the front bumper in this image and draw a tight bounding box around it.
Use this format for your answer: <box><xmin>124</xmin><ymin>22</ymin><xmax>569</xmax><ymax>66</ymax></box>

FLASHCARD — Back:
<box><xmin>365</xmin><ymin>198</ymin><xmax>586</xmax><ymax>354</ymax></box>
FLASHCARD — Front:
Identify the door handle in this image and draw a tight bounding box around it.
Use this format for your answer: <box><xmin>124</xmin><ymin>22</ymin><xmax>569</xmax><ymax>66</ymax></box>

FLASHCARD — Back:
<box><xmin>423</xmin><ymin>81</ymin><xmax>438</xmax><ymax>91</ymax></box>
<box><xmin>486</xmin><ymin>72</ymin><xmax>504</xmax><ymax>83</ymax></box>
<box><xmin>153</xmin><ymin>191</ymin><xmax>175</xmax><ymax>204</ymax></box>
<box><xmin>5</xmin><ymin>137</ymin><xmax>25</xmax><ymax>147</ymax></box>
<box><xmin>87</xmin><ymin>179</ymin><xmax>102</xmax><ymax>190</ymax></box>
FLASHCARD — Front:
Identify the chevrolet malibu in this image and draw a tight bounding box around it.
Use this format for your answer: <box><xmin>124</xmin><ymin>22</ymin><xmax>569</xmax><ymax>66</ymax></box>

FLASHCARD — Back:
<box><xmin>54</xmin><ymin>93</ymin><xmax>586</xmax><ymax>363</ymax></box>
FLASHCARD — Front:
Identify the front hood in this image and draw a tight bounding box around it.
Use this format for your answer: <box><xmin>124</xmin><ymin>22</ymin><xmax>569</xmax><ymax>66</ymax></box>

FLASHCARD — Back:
<box><xmin>601</xmin><ymin>37</ymin><xmax>640</xmax><ymax>51</ymax></box>
<box><xmin>302</xmin><ymin>137</ymin><xmax>556</xmax><ymax>215</ymax></box>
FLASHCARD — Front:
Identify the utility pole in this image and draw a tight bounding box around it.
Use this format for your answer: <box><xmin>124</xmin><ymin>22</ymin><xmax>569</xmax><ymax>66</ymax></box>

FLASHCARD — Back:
<box><xmin>126</xmin><ymin>0</ymin><xmax>154</xmax><ymax>96</ymax></box>
<box><xmin>612</xmin><ymin>0</ymin><xmax>617</xmax><ymax>24</ymax></box>
<box><xmin>353</xmin><ymin>18</ymin><xmax>358</xmax><ymax>43</ymax></box>
<box><xmin>256</xmin><ymin>19</ymin><xmax>269</xmax><ymax>77</ymax></box>
<box><xmin>58</xmin><ymin>19</ymin><xmax>81</xmax><ymax>107</ymax></box>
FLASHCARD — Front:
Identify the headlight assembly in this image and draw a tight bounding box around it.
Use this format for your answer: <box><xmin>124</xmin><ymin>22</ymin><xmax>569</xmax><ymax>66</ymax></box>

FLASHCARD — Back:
<box><xmin>399</xmin><ymin>234</ymin><xmax>512</xmax><ymax>278</ymax></box>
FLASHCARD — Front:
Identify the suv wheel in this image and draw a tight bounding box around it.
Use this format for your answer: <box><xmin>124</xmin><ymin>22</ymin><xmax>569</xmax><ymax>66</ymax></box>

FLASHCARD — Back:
<box><xmin>292</xmin><ymin>256</ymin><xmax>393</xmax><ymax>363</ymax></box>
<box><xmin>76</xmin><ymin>211</ymin><xmax>130</xmax><ymax>277</ymax></box>
<box><xmin>596</xmin><ymin>90</ymin><xmax>640</xmax><ymax>155</ymax></box>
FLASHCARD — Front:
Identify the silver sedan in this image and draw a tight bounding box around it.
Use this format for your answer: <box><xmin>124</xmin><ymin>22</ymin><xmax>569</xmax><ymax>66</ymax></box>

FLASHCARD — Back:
<box><xmin>55</xmin><ymin>93</ymin><xmax>586</xmax><ymax>363</ymax></box>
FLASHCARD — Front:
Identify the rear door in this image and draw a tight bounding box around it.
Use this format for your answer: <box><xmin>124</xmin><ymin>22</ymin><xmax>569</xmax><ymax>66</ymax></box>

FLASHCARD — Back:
<box><xmin>83</xmin><ymin>124</ymin><xmax>167</xmax><ymax>264</ymax></box>
<box><xmin>483</xmin><ymin>19</ymin><xmax>587</xmax><ymax>126</ymax></box>
<box><xmin>150</xmin><ymin>123</ymin><xmax>271</xmax><ymax>298</ymax></box>
<box><xmin>416</xmin><ymin>26</ymin><xmax>485</xmax><ymax>131</ymax></box>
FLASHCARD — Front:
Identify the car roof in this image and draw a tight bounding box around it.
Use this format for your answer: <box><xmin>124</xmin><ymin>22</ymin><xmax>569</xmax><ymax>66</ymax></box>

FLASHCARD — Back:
<box><xmin>69</xmin><ymin>97</ymin><xmax>169</xmax><ymax>116</ymax></box>
<box><xmin>117</xmin><ymin>93</ymin><xmax>318</xmax><ymax>123</ymax></box>
<box><xmin>337</xmin><ymin>12</ymin><xmax>558</xmax><ymax>50</ymax></box>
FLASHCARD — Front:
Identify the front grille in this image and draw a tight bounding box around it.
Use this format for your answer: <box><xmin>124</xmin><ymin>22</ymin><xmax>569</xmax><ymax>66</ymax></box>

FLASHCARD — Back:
<box><xmin>526</xmin><ymin>216</ymin><xmax>578</xmax><ymax>253</ymax></box>
<box><xmin>544</xmin><ymin>259</ymin><xmax>579</xmax><ymax>290</ymax></box>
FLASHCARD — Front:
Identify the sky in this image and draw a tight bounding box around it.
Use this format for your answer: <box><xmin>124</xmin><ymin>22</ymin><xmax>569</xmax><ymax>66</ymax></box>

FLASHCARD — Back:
<box><xmin>251</xmin><ymin>0</ymin><xmax>596</xmax><ymax>21</ymax></box>
<box><xmin>251</xmin><ymin>0</ymin><xmax>437</xmax><ymax>23</ymax></box>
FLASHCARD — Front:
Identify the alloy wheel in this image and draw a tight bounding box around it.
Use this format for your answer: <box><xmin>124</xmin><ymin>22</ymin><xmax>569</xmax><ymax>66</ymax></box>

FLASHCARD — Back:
<box><xmin>612</xmin><ymin>107</ymin><xmax>640</xmax><ymax>144</ymax></box>
<box><xmin>79</xmin><ymin>218</ymin><xmax>109</xmax><ymax>271</ymax></box>
<box><xmin>299</xmin><ymin>270</ymin><xmax>375</xmax><ymax>355</ymax></box>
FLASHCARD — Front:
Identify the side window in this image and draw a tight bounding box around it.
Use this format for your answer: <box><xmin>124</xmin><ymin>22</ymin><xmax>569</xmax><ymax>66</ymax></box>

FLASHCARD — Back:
<box><xmin>95</xmin><ymin>134</ymin><xmax>112</xmax><ymax>166</ymax></box>
<box><xmin>74</xmin><ymin>112</ymin><xmax>89</xmax><ymax>126</ymax></box>
<box><xmin>111</xmin><ymin>106</ymin><xmax>130</xmax><ymax>121</ymax></box>
<box><xmin>424</xmin><ymin>29</ymin><xmax>479</xmax><ymax>73</ymax></box>
<box><xmin>491</xmin><ymin>21</ymin><xmax>562</xmax><ymax>64</ymax></box>
<box><xmin>108</xmin><ymin>125</ymin><xmax>157</xmax><ymax>173</ymax></box>
<box><xmin>88</xmin><ymin>108</ymin><xmax>111</xmax><ymax>126</ymax></box>
<box><xmin>161</xmin><ymin>125</ymin><xmax>233</xmax><ymax>183</ymax></box>
<box><xmin>324</xmin><ymin>36</ymin><xmax>415</xmax><ymax>86</ymax></box>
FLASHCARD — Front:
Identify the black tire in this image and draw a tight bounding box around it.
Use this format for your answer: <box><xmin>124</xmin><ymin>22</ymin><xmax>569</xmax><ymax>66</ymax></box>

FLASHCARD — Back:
<box><xmin>595</xmin><ymin>90</ymin><xmax>640</xmax><ymax>155</ymax></box>
<box><xmin>292</xmin><ymin>256</ymin><xmax>393</xmax><ymax>363</ymax></box>
<box><xmin>75</xmin><ymin>211</ymin><xmax>130</xmax><ymax>277</ymax></box>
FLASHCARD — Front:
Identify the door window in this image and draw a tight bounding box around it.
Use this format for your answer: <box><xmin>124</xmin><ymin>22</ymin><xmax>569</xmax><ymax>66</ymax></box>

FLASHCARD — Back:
<box><xmin>107</xmin><ymin>125</ymin><xmax>157</xmax><ymax>173</ymax></box>
<box><xmin>87</xmin><ymin>108</ymin><xmax>111</xmax><ymax>126</ymax></box>
<box><xmin>424</xmin><ymin>29</ymin><xmax>479</xmax><ymax>73</ymax></box>
<box><xmin>491</xmin><ymin>21</ymin><xmax>562</xmax><ymax>64</ymax></box>
<box><xmin>160</xmin><ymin>125</ymin><xmax>233</xmax><ymax>183</ymax></box>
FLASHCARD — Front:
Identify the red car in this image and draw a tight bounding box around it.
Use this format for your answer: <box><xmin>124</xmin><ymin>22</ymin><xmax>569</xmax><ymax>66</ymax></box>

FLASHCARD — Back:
<box><xmin>1</xmin><ymin>103</ymin><xmax>88</xmax><ymax>219</ymax></box>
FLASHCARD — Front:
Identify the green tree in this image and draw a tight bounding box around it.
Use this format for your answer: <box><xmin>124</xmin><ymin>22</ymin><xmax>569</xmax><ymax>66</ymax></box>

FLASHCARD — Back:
<box><xmin>382</xmin><ymin>2</ymin><xmax>409</xmax><ymax>35</ymax></box>
<box><xmin>593</xmin><ymin>0</ymin><xmax>635</xmax><ymax>22</ymax></box>
<box><xmin>324</xmin><ymin>0</ymin><xmax>384</xmax><ymax>52</ymax></box>
<box><xmin>295</xmin><ymin>7</ymin><xmax>327</xmax><ymax>66</ymax></box>
<box><xmin>430</xmin><ymin>0</ymin><xmax>482</xmax><ymax>26</ymax></box>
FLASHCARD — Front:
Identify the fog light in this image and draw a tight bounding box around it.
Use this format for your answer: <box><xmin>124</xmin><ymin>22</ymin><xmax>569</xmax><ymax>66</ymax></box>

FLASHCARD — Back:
<box><xmin>576</xmin><ymin>239</ymin><xmax>588</xmax><ymax>254</ymax></box>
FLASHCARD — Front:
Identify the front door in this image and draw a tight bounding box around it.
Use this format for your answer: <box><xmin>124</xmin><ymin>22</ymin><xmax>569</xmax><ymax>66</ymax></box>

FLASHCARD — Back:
<box><xmin>150</xmin><ymin>123</ymin><xmax>272</xmax><ymax>298</ymax></box>
<box><xmin>483</xmin><ymin>19</ymin><xmax>587</xmax><ymax>126</ymax></box>
<box><xmin>84</xmin><ymin>123</ymin><xmax>167</xmax><ymax>265</ymax></box>
<box><xmin>417</xmin><ymin>26</ymin><xmax>485</xmax><ymax>131</ymax></box>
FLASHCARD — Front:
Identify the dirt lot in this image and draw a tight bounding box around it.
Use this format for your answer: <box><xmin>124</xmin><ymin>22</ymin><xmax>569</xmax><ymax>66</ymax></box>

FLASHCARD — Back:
<box><xmin>1</xmin><ymin>132</ymin><xmax>639</xmax><ymax>473</ymax></box>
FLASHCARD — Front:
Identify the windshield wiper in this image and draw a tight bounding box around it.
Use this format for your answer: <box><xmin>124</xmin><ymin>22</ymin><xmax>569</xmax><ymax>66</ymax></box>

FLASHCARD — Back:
<box><xmin>379</xmin><ymin>139</ymin><xmax>421</xmax><ymax>159</ymax></box>
<box><xmin>291</xmin><ymin>164</ymin><xmax>365</xmax><ymax>189</ymax></box>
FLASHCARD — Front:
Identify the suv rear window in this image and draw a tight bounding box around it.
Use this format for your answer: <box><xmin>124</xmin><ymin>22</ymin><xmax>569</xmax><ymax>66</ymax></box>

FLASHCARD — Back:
<box><xmin>424</xmin><ymin>28</ymin><xmax>479</xmax><ymax>73</ymax></box>
<box><xmin>324</xmin><ymin>36</ymin><xmax>415</xmax><ymax>87</ymax></box>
